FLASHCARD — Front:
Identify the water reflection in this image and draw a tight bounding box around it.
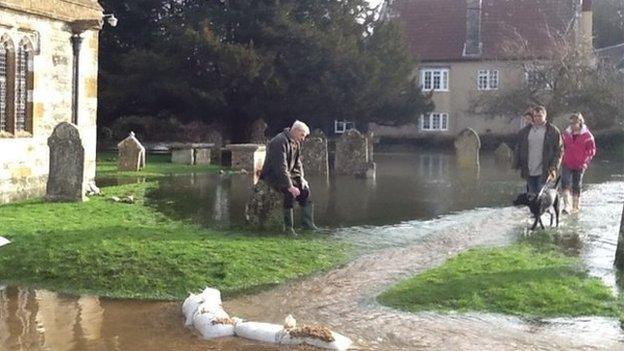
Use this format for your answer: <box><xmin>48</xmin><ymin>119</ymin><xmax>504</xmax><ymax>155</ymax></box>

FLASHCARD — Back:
<box><xmin>146</xmin><ymin>152</ymin><xmax>528</xmax><ymax>228</ymax></box>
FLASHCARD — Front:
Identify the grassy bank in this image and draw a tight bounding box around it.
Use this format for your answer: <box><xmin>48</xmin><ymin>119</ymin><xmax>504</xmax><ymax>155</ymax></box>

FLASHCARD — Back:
<box><xmin>96</xmin><ymin>152</ymin><xmax>220</xmax><ymax>178</ymax></box>
<box><xmin>378</xmin><ymin>244</ymin><xmax>622</xmax><ymax>319</ymax></box>
<box><xmin>0</xmin><ymin>155</ymin><xmax>349</xmax><ymax>300</ymax></box>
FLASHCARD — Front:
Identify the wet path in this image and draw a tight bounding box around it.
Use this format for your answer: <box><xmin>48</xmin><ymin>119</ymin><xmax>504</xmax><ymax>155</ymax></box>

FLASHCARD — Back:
<box><xmin>224</xmin><ymin>184</ymin><xmax>624</xmax><ymax>350</ymax></box>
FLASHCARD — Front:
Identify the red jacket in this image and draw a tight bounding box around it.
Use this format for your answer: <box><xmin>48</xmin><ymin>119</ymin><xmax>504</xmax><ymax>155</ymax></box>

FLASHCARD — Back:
<box><xmin>562</xmin><ymin>126</ymin><xmax>596</xmax><ymax>171</ymax></box>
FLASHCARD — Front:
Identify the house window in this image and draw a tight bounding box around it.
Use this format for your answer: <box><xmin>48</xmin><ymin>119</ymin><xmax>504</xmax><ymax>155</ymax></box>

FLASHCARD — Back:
<box><xmin>477</xmin><ymin>69</ymin><xmax>499</xmax><ymax>90</ymax></box>
<box><xmin>15</xmin><ymin>38</ymin><xmax>33</xmax><ymax>135</ymax></box>
<box><xmin>334</xmin><ymin>120</ymin><xmax>355</xmax><ymax>134</ymax></box>
<box><xmin>421</xmin><ymin>113</ymin><xmax>449</xmax><ymax>131</ymax></box>
<box><xmin>420</xmin><ymin>68</ymin><xmax>449</xmax><ymax>91</ymax></box>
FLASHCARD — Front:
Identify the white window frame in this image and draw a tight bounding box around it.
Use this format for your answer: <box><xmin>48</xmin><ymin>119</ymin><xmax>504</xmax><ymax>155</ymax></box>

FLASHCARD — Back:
<box><xmin>420</xmin><ymin>68</ymin><xmax>449</xmax><ymax>92</ymax></box>
<box><xmin>334</xmin><ymin>120</ymin><xmax>355</xmax><ymax>134</ymax></box>
<box><xmin>477</xmin><ymin>69</ymin><xmax>499</xmax><ymax>90</ymax></box>
<box><xmin>420</xmin><ymin>113</ymin><xmax>449</xmax><ymax>131</ymax></box>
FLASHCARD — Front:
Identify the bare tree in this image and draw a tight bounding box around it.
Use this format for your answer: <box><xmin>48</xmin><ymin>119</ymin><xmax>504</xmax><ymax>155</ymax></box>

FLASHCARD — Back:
<box><xmin>470</xmin><ymin>36</ymin><xmax>624</xmax><ymax>129</ymax></box>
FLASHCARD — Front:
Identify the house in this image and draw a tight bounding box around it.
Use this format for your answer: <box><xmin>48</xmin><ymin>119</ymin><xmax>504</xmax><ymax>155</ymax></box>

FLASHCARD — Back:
<box><xmin>0</xmin><ymin>0</ymin><xmax>103</xmax><ymax>203</ymax></box>
<box><xmin>370</xmin><ymin>0</ymin><xmax>593</xmax><ymax>140</ymax></box>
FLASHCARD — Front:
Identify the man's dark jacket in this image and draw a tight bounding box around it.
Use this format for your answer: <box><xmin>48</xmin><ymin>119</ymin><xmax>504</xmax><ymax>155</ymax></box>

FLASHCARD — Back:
<box><xmin>260</xmin><ymin>128</ymin><xmax>304</xmax><ymax>189</ymax></box>
<box><xmin>513</xmin><ymin>122</ymin><xmax>563</xmax><ymax>180</ymax></box>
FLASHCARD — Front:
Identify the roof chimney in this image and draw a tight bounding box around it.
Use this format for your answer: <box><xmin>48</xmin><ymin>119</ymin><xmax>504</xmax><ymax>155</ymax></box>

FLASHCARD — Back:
<box><xmin>578</xmin><ymin>0</ymin><xmax>593</xmax><ymax>53</ymax></box>
<box><xmin>464</xmin><ymin>0</ymin><xmax>483</xmax><ymax>57</ymax></box>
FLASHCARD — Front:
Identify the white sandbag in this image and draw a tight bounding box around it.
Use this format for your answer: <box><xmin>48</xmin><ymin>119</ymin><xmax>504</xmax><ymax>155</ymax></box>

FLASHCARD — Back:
<box><xmin>195</xmin><ymin>300</ymin><xmax>230</xmax><ymax>320</ymax></box>
<box><xmin>198</xmin><ymin>287</ymin><xmax>222</xmax><ymax>304</ymax></box>
<box><xmin>299</xmin><ymin>332</ymin><xmax>353</xmax><ymax>351</ymax></box>
<box><xmin>193</xmin><ymin>312</ymin><xmax>235</xmax><ymax>339</ymax></box>
<box><xmin>234</xmin><ymin>321</ymin><xmax>287</xmax><ymax>344</ymax></box>
<box><xmin>182</xmin><ymin>293</ymin><xmax>204</xmax><ymax>327</ymax></box>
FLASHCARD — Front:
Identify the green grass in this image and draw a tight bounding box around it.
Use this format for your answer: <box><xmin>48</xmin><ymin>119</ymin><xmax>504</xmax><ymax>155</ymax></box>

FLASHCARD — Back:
<box><xmin>378</xmin><ymin>244</ymin><xmax>622</xmax><ymax>319</ymax></box>
<box><xmin>96</xmin><ymin>152</ymin><xmax>220</xmax><ymax>178</ymax></box>
<box><xmin>0</xmin><ymin>156</ymin><xmax>350</xmax><ymax>300</ymax></box>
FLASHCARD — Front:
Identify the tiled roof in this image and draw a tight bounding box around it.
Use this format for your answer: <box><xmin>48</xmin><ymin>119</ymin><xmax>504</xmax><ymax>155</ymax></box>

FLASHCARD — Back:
<box><xmin>393</xmin><ymin>0</ymin><xmax>579</xmax><ymax>61</ymax></box>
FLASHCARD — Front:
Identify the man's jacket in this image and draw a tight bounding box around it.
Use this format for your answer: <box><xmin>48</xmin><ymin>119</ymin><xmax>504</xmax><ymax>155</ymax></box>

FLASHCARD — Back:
<box><xmin>513</xmin><ymin>122</ymin><xmax>563</xmax><ymax>180</ymax></box>
<box><xmin>260</xmin><ymin>128</ymin><xmax>304</xmax><ymax>189</ymax></box>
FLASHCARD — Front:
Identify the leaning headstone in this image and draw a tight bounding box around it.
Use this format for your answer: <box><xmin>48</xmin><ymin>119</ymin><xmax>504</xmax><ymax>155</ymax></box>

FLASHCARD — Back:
<box><xmin>494</xmin><ymin>142</ymin><xmax>513</xmax><ymax>164</ymax></box>
<box><xmin>454</xmin><ymin>128</ymin><xmax>481</xmax><ymax>169</ymax></box>
<box><xmin>249</xmin><ymin>119</ymin><xmax>268</xmax><ymax>144</ymax></box>
<box><xmin>171</xmin><ymin>143</ymin><xmax>194</xmax><ymax>165</ymax></box>
<box><xmin>117</xmin><ymin>132</ymin><xmax>146</xmax><ymax>171</ymax></box>
<box><xmin>335</xmin><ymin>129</ymin><xmax>373</xmax><ymax>177</ymax></box>
<box><xmin>245</xmin><ymin>181</ymin><xmax>284</xmax><ymax>231</ymax></box>
<box><xmin>302</xmin><ymin>134</ymin><xmax>329</xmax><ymax>177</ymax></box>
<box><xmin>45</xmin><ymin>122</ymin><xmax>85</xmax><ymax>202</ymax></box>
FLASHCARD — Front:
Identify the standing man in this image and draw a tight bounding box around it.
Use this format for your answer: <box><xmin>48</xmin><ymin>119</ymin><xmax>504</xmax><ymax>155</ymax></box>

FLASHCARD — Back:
<box><xmin>513</xmin><ymin>106</ymin><xmax>563</xmax><ymax>194</ymax></box>
<box><xmin>260</xmin><ymin>120</ymin><xmax>318</xmax><ymax>236</ymax></box>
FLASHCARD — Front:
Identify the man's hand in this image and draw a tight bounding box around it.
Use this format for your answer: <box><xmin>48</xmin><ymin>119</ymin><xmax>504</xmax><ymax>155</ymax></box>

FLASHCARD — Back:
<box><xmin>288</xmin><ymin>186</ymin><xmax>301</xmax><ymax>197</ymax></box>
<box><xmin>301</xmin><ymin>178</ymin><xmax>309</xmax><ymax>190</ymax></box>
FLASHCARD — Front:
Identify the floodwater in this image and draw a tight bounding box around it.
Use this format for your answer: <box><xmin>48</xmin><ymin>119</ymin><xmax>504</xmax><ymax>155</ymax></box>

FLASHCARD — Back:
<box><xmin>1</xmin><ymin>150</ymin><xmax>623</xmax><ymax>351</ymax></box>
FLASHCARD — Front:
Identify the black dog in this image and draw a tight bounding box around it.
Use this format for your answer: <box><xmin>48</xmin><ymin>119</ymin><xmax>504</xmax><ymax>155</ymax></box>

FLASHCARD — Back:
<box><xmin>513</xmin><ymin>177</ymin><xmax>561</xmax><ymax>230</ymax></box>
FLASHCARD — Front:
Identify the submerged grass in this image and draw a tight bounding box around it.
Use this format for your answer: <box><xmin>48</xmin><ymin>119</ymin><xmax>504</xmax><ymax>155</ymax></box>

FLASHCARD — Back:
<box><xmin>96</xmin><ymin>152</ymin><xmax>220</xmax><ymax>178</ymax></box>
<box><xmin>378</xmin><ymin>242</ymin><xmax>622</xmax><ymax>319</ymax></box>
<box><xmin>0</xmin><ymin>154</ymin><xmax>349</xmax><ymax>300</ymax></box>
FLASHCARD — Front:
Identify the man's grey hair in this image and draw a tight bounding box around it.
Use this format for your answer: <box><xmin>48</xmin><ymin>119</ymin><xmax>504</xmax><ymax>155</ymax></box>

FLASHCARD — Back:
<box><xmin>291</xmin><ymin>120</ymin><xmax>310</xmax><ymax>135</ymax></box>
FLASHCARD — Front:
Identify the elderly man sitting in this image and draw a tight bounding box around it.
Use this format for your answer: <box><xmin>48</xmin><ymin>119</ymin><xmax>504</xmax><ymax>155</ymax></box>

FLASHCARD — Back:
<box><xmin>259</xmin><ymin>120</ymin><xmax>318</xmax><ymax>236</ymax></box>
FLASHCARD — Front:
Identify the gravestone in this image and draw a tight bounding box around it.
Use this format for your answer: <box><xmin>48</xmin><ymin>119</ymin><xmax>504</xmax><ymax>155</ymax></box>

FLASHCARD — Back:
<box><xmin>195</xmin><ymin>146</ymin><xmax>213</xmax><ymax>165</ymax></box>
<box><xmin>301</xmin><ymin>133</ymin><xmax>329</xmax><ymax>177</ymax></box>
<box><xmin>117</xmin><ymin>132</ymin><xmax>146</xmax><ymax>171</ymax></box>
<box><xmin>226</xmin><ymin>144</ymin><xmax>266</xmax><ymax>180</ymax></box>
<box><xmin>171</xmin><ymin>143</ymin><xmax>194</xmax><ymax>165</ymax></box>
<box><xmin>45</xmin><ymin>122</ymin><xmax>85</xmax><ymax>202</ymax></box>
<box><xmin>205</xmin><ymin>130</ymin><xmax>224</xmax><ymax>165</ymax></box>
<box><xmin>494</xmin><ymin>142</ymin><xmax>513</xmax><ymax>164</ymax></box>
<box><xmin>454</xmin><ymin>128</ymin><xmax>481</xmax><ymax>169</ymax></box>
<box><xmin>245</xmin><ymin>181</ymin><xmax>284</xmax><ymax>231</ymax></box>
<box><xmin>335</xmin><ymin>129</ymin><xmax>374</xmax><ymax>177</ymax></box>
<box><xmin>249</xmin><ymin>118</ymin><xmax>268</xmax><ymax>144</ymax></box>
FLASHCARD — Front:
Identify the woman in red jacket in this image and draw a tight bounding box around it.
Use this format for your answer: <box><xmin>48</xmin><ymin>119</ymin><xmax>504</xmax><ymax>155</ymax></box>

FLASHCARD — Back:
<box><xmin>561</xmin><ymin>113</ymin><xmax>596</xmax><ymax>213</ymax></box>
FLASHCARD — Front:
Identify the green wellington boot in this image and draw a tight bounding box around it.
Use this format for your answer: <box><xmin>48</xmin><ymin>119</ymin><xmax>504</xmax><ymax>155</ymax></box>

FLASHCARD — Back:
<box><xmin>283</xmin><ymin>208</ymin><xmax>298</xmax><ymax>236</ymax></box>
<box><xmin>301</xmin><ymin>202</ymin><xmax>319</xmax><ymax>231</ymax></box>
